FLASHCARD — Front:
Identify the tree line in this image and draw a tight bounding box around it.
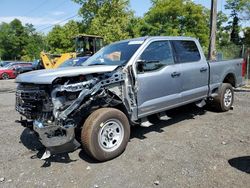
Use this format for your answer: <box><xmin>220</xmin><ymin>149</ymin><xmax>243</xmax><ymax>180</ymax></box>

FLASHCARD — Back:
<box><xmin>0</xmin><ymin>0</ymin><xmax>249</xmax><ymax>61</ymax></box>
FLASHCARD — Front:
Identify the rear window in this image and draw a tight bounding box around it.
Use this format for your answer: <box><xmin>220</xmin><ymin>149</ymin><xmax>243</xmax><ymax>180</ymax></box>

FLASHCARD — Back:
<box><xmin>172</xmin><ymin>40</ymin><xmax>201</xmax><ymax>63</ymax></box>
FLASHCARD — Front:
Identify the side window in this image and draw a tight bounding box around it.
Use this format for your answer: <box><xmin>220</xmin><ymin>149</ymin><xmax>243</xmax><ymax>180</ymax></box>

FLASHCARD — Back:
<box><xmin>172</xmin><ymin>40</ymin><xmax>201</xmax><ymax>63</ymax></box>
<box><xmin>138</xmin><ymin>41</ymin><xmax>174</xmax><ymax>73</ymax></box>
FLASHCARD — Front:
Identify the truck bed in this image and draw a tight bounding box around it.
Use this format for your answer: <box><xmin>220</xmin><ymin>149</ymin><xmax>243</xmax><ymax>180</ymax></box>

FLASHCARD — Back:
<box><xmin>209</xmin><ymin>59</ymin><xmax>243</xmax><ymax>95</ymax></box>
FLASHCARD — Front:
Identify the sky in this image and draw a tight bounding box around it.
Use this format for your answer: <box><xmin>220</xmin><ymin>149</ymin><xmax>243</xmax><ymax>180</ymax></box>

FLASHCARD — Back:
<box><xmin>0</xmin><ymin>0</ymin><xmax>248</xmax><ymax>33</ymax></box>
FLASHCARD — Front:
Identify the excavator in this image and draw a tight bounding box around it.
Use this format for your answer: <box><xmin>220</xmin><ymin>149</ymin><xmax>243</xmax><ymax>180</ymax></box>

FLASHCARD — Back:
<box><xmin>40</xmin><ymin>34</ymin><xmax>104</xmax><ymax>69</ymax></box>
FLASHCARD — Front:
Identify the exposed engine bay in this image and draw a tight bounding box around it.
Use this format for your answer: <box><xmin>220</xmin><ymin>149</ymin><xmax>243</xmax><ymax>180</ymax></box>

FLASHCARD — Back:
<box><xmin>16</xmin><ymin>69</ymin><xmax>137</xmax><ymax>158</ymax></box>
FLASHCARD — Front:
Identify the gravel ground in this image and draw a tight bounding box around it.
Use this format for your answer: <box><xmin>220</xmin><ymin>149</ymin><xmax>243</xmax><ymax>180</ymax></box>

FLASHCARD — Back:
<box><xmin>0</xmin><ymin>79</ymin><xmax>249</xmax><ymax>188</ymax></box>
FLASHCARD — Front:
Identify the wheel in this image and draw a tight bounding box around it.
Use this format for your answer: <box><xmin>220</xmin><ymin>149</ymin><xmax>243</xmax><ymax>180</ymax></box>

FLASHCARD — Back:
<box><xmin>147</xmin><ymin>114</ymin><xmax>160</xmax><ymax>124</ymax></box>
<box><xmin>2</xmin><ymin>73</ymin><xmax>9</xmax><ymax>80</ymax></box>
<box><xmin>81</xmin><ymin>108</ymin><xmax>130</xmax><ymax>161</ymax></box>
<box><xmin>213</xmin><ymin>83</ymin><xmax>234</xmax><ymax>112</ymax></box>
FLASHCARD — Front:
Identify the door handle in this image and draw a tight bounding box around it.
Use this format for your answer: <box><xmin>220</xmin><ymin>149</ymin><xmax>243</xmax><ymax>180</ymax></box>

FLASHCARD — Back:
<box><xmin>200</xmin><ymin>67</ymin><xmax>208</xmax><ymax>72</ymax></box>
<box><xmin>171</xmin><ymin>72</ymin><xmax>181</xmax><ymax>77</ymax></box>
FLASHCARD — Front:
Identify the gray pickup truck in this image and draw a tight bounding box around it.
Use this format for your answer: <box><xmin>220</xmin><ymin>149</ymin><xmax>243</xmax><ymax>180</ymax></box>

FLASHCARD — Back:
<box><xmin>15</xmin><ymin>36</ymin><xmax>244</xmax><ymax>161</ymax></box>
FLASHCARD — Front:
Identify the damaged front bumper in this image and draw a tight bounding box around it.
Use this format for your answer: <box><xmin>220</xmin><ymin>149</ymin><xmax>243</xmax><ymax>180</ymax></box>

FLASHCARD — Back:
<box><xmin>33</xmin><ymin>120</ymin><xmax>80</xmax><ymax>156</ymax></box>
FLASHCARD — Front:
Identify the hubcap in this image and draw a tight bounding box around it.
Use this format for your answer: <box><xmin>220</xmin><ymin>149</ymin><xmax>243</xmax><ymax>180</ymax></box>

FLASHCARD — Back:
<box><xmin>98</xmin><ymin>119</ymin><xmax>124</xmax><ymax>152</ymax></box>
<box><xmin>2</xmin><ymin>73</ymin><xmax>9</xmax><ymax>80</ymax></box>
<box><xmin>224</xmin><ymin>88</ymin><xmax>232</xmax><ymax>107</ymax></box>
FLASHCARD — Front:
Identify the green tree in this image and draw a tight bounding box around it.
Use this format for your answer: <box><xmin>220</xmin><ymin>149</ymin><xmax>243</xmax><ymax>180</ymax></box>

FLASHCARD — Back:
<box><xmin>46</xmin><ymin>20</ymin><xmax>80</xmax><ymax>54</ymax></box>
<box><xmin>73</xmin><ymin>0</ymin><xmax>134</xmax><ymax>43</ymax></box>
<box><xmin>22</xmin><ymin>24</ymin><xmax>45</xmax><ymax>61</ymax></box>
<box><xmin>217</xmin><ymin>11</ymin><xmax>230</xmax><ymax>47</ymax></box>
<box><xmin>0</xmin><ymin>20</ymin><xmax>45</xmax><ymax>61</ymax></box>
<box><xmin>243</xmin><ymin>27</ymin><xmax>250</xmax><ymax>46</ymax></box>
<box><xmin>126</xmin><ymin>17</ymin><xmax>143</xmax><ymax>38</ymax></box>
<box><xmin>72</xmin><ymin>0</ymin><xmax>106</xmax><ymax>28</ymax></box>
<box><xmin>139</xmin><ymin>0</ymin><xmax>210</xmax><ymax>48</ymax></box>
<box><xmin>1</xmin><ymin>19</ymin><xmax>26</xmax><ymax>60</ymax></box>
<box><xmin>225</xmin><ymin>0</ymin><xmax>248</xmax><ymax>44</ymax></box>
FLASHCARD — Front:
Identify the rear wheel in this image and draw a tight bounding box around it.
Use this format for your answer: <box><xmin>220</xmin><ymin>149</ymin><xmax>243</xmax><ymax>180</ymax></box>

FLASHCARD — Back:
<box><xmin>213</xmin><ymin>83</ymin><xmax>234</xmax><ymax>112</ymax></box>
<box><xmin>2</xmin><ymin>73</ymin><xmax>9</xmax><ymax>80</ymax></box>
<box><xmin>81</xmin><ymin>108</ymin><xmax>130</xmax><ymax>161</ymax></box>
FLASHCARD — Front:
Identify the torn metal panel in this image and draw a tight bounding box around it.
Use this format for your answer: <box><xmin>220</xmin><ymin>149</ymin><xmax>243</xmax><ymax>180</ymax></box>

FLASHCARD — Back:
<box><xmin>15</xmin><ymin>70</ymin><xmax>134</xmax><ymax>156</ymax></box>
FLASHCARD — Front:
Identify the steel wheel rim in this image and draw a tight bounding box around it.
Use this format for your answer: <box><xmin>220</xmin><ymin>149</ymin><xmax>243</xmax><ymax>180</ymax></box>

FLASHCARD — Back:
<box><xmin>2</xmin><ymin>73</ymin><xmax>9</xmax><ymax>80</ymax></box>
<box><xmin>98</xmin><ymin>119</ymin><xmax>124</xmax><ymax>152</ymax></box>
<box><xmin>224</xmin><ymin>88</ymin><xmax>232</xmax><ymax>107</ymax></box>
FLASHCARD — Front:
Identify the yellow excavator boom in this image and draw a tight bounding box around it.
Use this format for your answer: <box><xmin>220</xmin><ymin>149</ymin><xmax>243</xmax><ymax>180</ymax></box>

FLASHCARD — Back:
<box><xmin>40</xmin><ymin>51</ymin><xmax>77</xmax><ymax>69</ymax></box>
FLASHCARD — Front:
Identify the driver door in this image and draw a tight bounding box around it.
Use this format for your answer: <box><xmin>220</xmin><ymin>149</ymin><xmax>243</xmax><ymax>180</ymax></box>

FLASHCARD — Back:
<box><xmin>135</xmin><ymin>40</ymin><xmax>182</xmax><ymax>118</ymax></box>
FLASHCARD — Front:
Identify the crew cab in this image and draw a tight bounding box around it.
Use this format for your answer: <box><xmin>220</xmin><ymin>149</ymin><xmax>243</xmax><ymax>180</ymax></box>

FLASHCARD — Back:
<box><xmin>15</xmin><ymin>36</ymin><xmax>244</xmax><ymax>161</ymax></box>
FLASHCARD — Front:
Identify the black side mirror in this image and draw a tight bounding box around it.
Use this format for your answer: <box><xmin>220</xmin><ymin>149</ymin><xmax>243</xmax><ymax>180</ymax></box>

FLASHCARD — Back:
<box><xmin>136</xmin><ymin>59</ymin><xmax>146</xmax><ymax>73</ymax></box>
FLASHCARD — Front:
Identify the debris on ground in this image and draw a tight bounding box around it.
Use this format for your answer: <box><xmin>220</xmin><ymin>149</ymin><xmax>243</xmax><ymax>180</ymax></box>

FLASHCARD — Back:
<box><xmin>154</xmin><ymin>180</ymin><xmax>160</xmax><ymax>185</ymax></box>
<box><xmin>221</xmin><ymin>141</ymin><xmax>227</xmax><ymax>145</ymax></box>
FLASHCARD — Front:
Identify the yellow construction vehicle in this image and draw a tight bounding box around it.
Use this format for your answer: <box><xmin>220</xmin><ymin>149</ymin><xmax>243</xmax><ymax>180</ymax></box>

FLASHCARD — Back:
<box><xmin>40</xmin><ymin>34</ymin><xmax>104</xmax><ymax>69</ymax></box>
<box><xmin>40</xmin><ymin>52</ymin><xmax>76</xmax><ymax>69</ymax></box>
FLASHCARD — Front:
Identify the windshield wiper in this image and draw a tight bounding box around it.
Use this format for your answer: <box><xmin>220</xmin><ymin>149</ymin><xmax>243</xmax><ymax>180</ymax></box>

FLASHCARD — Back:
<box><xmin>88</xmin><ymin>63</ymin><xmax>105</xmax><ymax>66</ymax></box>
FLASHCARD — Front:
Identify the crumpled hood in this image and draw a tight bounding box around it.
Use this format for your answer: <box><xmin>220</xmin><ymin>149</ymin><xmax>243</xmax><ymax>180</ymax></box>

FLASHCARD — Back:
<box><xmin>16</xmin><ymin>65</ymin><xmax>118</xmax><ymax>84</ymax></box>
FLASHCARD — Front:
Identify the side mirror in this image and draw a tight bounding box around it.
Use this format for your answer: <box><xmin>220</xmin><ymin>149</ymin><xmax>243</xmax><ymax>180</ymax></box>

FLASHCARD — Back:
<box><xmin>136</xmin><ymin>59</ymin><xmax>146</xmax><ymax>73</ymax></box>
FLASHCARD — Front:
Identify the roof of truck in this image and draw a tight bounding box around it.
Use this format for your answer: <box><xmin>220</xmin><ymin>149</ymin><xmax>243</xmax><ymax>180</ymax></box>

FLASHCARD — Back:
<box><xmin>113</xmin><ymin>36</ymin><xmax>197</xmax><ymax>44</ymax></box>
<box><xmin>73</xmin><ymin>34</ymin><xmax>103</xmax><ymax>39</ymax></box>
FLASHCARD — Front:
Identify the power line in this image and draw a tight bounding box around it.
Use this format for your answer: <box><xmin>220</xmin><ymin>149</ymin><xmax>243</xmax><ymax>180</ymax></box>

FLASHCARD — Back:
<box><xmin>37</xmin><ymin>14</ymin><xmax>79</xmax><ymax>32</ymax></box>
<box><xmin>35</xmin><ymin>0</ymin><xmax>69</xmax><ymax>30</ymax></box>
<box><xmin>23</xmin><ymin>0</ymin><xmax>49</xmax><ymax>17</ymax></box>
<box><xmin>33</xmin><ymin>0</ymin><xmax>68</xmax><ymax>20</ymax></box>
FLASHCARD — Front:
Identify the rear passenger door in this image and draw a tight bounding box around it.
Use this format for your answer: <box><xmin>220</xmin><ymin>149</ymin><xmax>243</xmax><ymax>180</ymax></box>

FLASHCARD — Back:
<box><xmin>172</xmin><ymin>40</ymin><xmax>209</xmax><ymax>103</ymax></box>
<box><xmin>135</xmin><ymin>40</ymin><xmax>182</xmax><ymax>118</ymax></box>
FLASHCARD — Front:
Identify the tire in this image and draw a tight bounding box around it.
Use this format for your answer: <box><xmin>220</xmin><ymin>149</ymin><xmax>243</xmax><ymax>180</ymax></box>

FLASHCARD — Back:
<box><xmin>2</xmin><ymin>73</ymin><xmax>9</xmax><ymax>80</ymax></box>
<box><xmin>81</xmin><ymin>108</ymin><xmax>130</xmax><ymax>161</ymax></box>
<box><xmin>213</xmin><ymin>83</ymin><xmax>234</xmax><ymax>112</ymax></box>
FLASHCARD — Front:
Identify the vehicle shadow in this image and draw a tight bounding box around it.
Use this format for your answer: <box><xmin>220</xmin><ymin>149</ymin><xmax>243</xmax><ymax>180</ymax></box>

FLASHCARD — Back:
<box><xmin>130</xmin><ymin>104</ymin><xmax>207</xmax><ymax>140</ymax></box>
<box><xmin>35</xmin><ymin>152</ymin><xmax>77</xmax><ymax>168</ymax></box>
<box><xmin>20</xmin><ymin>128</ymin><xmax>77</xmax><ymax>167</ymax></box>
<box><xmin>234</xmin><ymin>89</ymin><xmax>250</xmax><ymax>93</ymax></box>
<box><xmin>19</xmin><ymin>103</ymin><xmax>208</xmax><ymax>165</ymax></box>
<box><xmin>78</xmin><ymin>150</ymin><xmax>100</xmax><ymax>164</ymax></box>
<box><xmin>20</xmin><ymin>128</ymin><xmax>44</xmax><ymax>151</ymax></box>
<box><xmin>228</xmin><ymin>156</ymin><xmax>250</xmax><ymax>174</ymax></box>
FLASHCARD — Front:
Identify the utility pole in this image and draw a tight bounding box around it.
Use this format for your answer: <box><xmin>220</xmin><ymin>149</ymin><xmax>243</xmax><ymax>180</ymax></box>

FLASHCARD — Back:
<box><xmin>208</xmin><ymin>0</ymin><xmax>217</xmax><ymax>61</ymax></box>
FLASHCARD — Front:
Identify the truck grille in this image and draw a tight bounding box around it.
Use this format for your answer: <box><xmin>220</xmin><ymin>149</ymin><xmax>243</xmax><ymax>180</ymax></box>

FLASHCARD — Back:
<box><xmin>16</xmin><ymin>87</ymin><xmax>46</xmax><ymax>119</ymax></box>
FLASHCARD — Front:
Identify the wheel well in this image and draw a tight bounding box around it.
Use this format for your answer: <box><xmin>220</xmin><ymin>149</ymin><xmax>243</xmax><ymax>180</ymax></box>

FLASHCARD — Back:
<box><xmin>223</xmin><ymin>73</ymin><xmax>236</xmax><ymax>87</ymax></box>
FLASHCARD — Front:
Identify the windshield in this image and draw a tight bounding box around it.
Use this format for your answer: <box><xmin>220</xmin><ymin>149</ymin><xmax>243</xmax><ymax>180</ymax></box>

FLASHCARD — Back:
<box><xmin>60</xmin><ymin>59</ymin><xmax>78</xmax><ymax>68</ymax></box>
<box><xmin>83</xmin><ymin>41</ymin><xmax>143</xmax><ymax>66</ymax></box>
<box><xmin>0</xmin><ymin>62</ymin><xmax>11</xmax><ymax>67</ymax></box>
<box><xmin>3</xmin><ymin>63</ymin><xmax>14</xmax><ymax>68</ymax></box>
<box><xmin>59</xmin><ymin>58</ymin><xmax>88</xmax><ymax>68</ymax></box>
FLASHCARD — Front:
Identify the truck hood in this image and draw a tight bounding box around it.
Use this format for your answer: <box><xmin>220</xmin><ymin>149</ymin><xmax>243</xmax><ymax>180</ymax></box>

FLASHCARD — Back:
<box><xmin>16</xmin><ymin>65</ymin><xmax>118</xmax><ymax>84</ymax></box>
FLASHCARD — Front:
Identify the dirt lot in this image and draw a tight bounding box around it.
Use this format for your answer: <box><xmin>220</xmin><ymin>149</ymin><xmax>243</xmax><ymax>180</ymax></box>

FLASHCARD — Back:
<box><xmin>0</xmin><ymin>79</ymin><xmax>249</xmax><ymax>188</ymax></box>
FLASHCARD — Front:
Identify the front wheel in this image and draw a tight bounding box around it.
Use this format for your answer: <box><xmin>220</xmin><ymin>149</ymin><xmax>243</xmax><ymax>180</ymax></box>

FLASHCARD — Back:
<box><xmin>213</xmin><ymin>83</ymin><xmax>234</xmax><ymax>112</ymax></box>
<box><xmin>81</xmin><ymin>108</ymin><xmax>130</xmax><ymax>161</ymax></box>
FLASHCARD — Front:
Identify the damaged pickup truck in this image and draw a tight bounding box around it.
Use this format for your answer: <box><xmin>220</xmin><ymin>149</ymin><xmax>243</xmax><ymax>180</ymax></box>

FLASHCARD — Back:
<box><xmin>16</xmin><ymin>36</ymin><xmax>244</xmax><ymax>161</ymax></box>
